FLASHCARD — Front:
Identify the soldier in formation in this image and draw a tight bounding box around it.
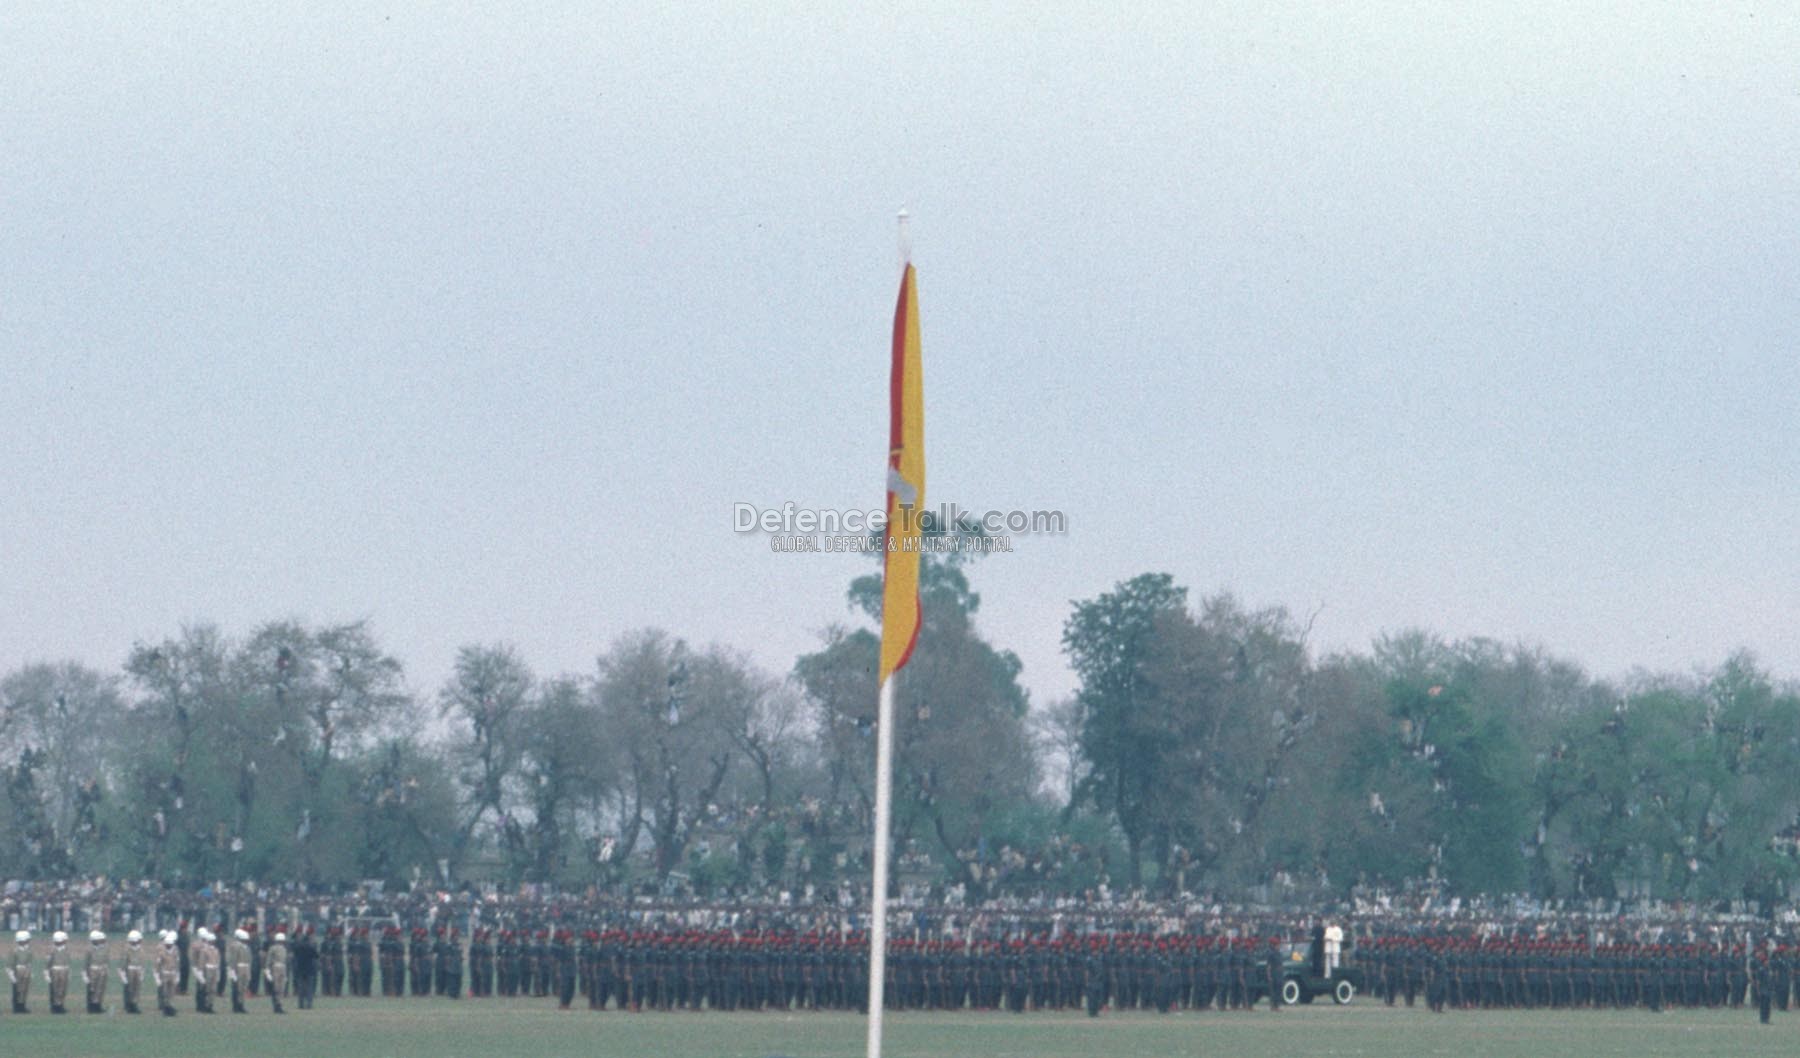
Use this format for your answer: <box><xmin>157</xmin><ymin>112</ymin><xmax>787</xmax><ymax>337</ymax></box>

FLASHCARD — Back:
<box><xmin>9</xmin><ymin>930</ymin><xmax>29</xmax><ymax>1013</ymax></box>
<box><xmin>265</xmin><ymin>931</ymin><xmax>289</xmax><ymax>1013</ymax></box>
<box><xmin>320</xmin><ymin>925</ymin><xmax>344</xmax><ymax>997</ymax></box>
<box><xmin>155</xmin><ymin>931</ymin><xmax>180</xmax><ymax>1017</ymax></box>
<box><xmin>46</xmin><ymin>930</ymin><xmax>72</xmax><ymax>1014</ymax></box>
<box><xmin>227</xmin><ymin>928</ymin><xmax>253</xmax><ymax>1013</ymax></box>
<box><xmin>350</xmin><ymin>927</ymin><xmax>375</xmax><ymax>996</ymax></box>
<box><xmin>120</xmin><ymin>930</ymin><xmax>144</xmax><ymax>1014</ymax></box>
<box><xmin>1357</xmin><ymin>933</ymin><xmax>1787</xmax><ymax>1020</ymax></box>
<box><xmin>84</xmin><ymin>930</ymin><xmax>108</xmax><ymax>1013</ymax></box>
<box><xmin>191</xmin><ymin>927</ymin><xmax>217</xmax><ymax>1013</ymax></box>
<box><xmin>292</xmin><ymin>926</ymin><xmax>319</xmax><ymax>1009</ymax></box>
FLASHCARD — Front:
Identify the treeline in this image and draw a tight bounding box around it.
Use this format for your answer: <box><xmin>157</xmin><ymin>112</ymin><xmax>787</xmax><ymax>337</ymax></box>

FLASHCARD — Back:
<box><xmin>3</xmin><ymin>555</ymin><xmax>1798</xmax><ymax>905</ymax></box>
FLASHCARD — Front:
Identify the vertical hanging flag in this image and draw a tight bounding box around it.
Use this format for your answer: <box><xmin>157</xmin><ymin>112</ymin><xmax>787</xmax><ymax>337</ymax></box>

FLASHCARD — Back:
<box><xmin>878</xmin><ymin>263</ymin><xmax>924</xmax><ymax>684</ymax></box>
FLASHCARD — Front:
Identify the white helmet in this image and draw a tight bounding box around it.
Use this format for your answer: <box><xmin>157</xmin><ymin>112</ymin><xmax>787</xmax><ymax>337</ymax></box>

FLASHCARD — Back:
<box><xmin>52</xmin><ymin>931</ymin><xmax>68</xmax><ymax>944</ymax></box>
<box><xmin>197</xmin><ymin>928</ymin><xmax>213</xmax><ymax>942</ymax></box>
<box><xmin>162</xmin><ymin>931</ymin><xmax>176</xmax><ymax>946</ymax></box>
<box><xmin>13</xmin><ymin>930</ymin><xmax>27</xmax><ymax>943</ymax></box>
<box><xmin>90</xmin><ymin>930</ymin><xmax>106</xmax><ymax>943</ymax></box>
<box><xmin>127</xmin><ymin>930</ymin><xmax>143</xmax><ymax>944</ymax></box>
<box><xmin>234</xmin><ymin>929</ymin><xmax>249</xmax><ymax>942</ymax></box>
<box><xmin>273</xmin><ymin>931</ymin><xmax>287</xmax><ymax>942</ymax></box>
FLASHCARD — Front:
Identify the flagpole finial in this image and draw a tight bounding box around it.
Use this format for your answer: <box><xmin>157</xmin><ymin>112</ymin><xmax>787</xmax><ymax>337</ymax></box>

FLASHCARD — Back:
<box><xmin>896</xmin><ymin>208</ymin><xmax>912</xmax><ymax>267</ymax></box>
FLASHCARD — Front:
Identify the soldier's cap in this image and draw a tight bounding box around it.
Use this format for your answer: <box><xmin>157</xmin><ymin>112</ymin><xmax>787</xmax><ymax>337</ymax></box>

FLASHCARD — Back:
<box><xmin>234</xmin><ymin>929</ymin><xmax>250</xmax><ymax>941</ymax></box>
<box><xmin>90</xmin><ymin>930</ymin><xmax>106</xmax><ymax>942</ymax></box>
<box><xmin>128</xmin><ymin>930</ymin><xmax>144</xmax><ymax>944</ymax></box>
<box><xmin>274</xmin><ymin>932</ymin><xmax>287</xmax><ymax>942</ymax></box>
<box><xmin>53</xmin><ymin>930</ymin><xmax>68</xmax><ymax>944</ymax></box>
<box><xmin>14</xmin><ymin>930</ymin><xmax>28</xmax><ymax>943</ymax></box>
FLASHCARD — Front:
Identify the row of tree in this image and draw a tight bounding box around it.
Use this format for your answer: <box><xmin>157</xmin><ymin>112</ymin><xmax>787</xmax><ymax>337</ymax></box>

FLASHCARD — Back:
<box><xmin>3</xmin><ymin>553</ymin><xmax>1798</xmax><ymax>904</ymax></box>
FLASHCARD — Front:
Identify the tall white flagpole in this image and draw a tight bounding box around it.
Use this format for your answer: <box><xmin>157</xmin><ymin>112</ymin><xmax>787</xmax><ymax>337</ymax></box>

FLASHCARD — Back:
<box><xmin>866</xmin><ymin>675</ymin><xmax>896</xmax><ymax>1058</ymax></box>
<box><xmin>866</xmin><ymin>207</ymin><xmax>910</xmax><ymax>1058</ymax></box>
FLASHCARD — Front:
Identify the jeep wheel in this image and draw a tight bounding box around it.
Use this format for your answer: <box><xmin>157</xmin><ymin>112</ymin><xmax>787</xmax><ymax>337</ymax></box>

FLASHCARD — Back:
<box><xmin>1281</xmin><ymin>979</ymin><xmax>1302</xmax><ymax>1006</ymax></box>
<box><xmin>1333</xmin><ymin>978</ymin><xmax>1356</xmax><ymax>1005</ymax></box>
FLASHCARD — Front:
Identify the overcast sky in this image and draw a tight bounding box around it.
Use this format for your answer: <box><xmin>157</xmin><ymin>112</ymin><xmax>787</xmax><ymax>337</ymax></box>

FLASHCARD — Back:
<box><xmin>4</xmin><ymin>3</ymin><xmax>1798</xmax><ymax>707</ymax></box>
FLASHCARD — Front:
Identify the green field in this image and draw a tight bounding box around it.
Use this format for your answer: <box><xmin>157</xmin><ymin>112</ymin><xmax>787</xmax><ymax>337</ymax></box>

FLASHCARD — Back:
<box><xmin>2</xmin><ymin>999</ymin><xmax>1795</xmax><ymax>1058</ymax></box>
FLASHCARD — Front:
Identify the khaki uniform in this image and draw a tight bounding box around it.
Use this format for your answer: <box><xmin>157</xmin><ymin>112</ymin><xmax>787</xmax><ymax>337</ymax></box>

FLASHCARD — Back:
<box><xmin>191</xmin><ymin>941</ymin><xmax>215</xmax><ymax>1012</ymax></box>
<box><xmin>227</xmin><ymin>937</ymin><xmax>252</xmax><ymax>1013</ymax></box>
<box><xmin>156</xmin><ymin>944</ymin><xmax>180</xmax><ymax>1015</ymax></box>
<box><xmin>48</xmin><ymin>943</ymin><xmax>71</xmax><ymax>1013</ymax></box>
<box><xmin>9</xmin><ymin>944</ymin><xmax>29</xmax><ymax>1012</ymax></box>
<box><xmin>85</xmin><ymin>942</ymin><xmax>108</xmax><ymax>1012</ymax></box>
<box><xmin>266</xmin><ymin>940</ymin><xmax>289</xmax><ymax>1013</ymax></box>
<box><xmin>122</xmin><ymin>943</ymin><xmax>144</xmax><ymax>1013</ymax></box>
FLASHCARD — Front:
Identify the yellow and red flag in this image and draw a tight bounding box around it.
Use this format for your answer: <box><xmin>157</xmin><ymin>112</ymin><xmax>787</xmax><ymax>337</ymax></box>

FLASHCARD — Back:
<box><xmin>878</xmin><ymin>263</ymin><xmax>925</xmax><ymax>685</ymax></box>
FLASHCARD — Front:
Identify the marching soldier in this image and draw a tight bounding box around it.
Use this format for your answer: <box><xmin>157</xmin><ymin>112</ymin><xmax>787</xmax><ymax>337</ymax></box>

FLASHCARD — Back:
<box><xmin>84</xmin><ymin>930</ymin><xmax>109</xmax><ymax>1013</ymax></box>
<box><xmin>9</xmin><ymin>930</ymin><xmax>29</xmax><ymax>1013</ymax></box>
<box><xmin>228</xmin><ymin>928</ymin><xmax>253</xmax><ymax>1013</ymax></box>
<box><xmin>154</xmin><ymin>931</ymin><xmax>180</xmax><ymax>1016</ymax></box>
<box><xmin>265</xmin><ymin>931</ymin><xmax>289</xmax><ymax>1013</ymax></box>
<box><xmin>192</xmin><ymin>928</ymin><xmax>216</xmax><ymax>1013</ymax></box>
<box><xmin>120</xmin><ymin>930</ymin><xmax>145</xmax><ymax>1014</ymax></box>
<box><xmin>47</xmin><ymin>930</ymin><xmax>72</xmax><ymax>1014</ymax></box>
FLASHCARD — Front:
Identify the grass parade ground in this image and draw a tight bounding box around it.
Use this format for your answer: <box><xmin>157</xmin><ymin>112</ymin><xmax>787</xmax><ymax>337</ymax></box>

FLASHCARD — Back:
<box><xmin>4</xmin><ymin>1000</ymin><xmax>1792</xmax><ymax>1058</ymax></box>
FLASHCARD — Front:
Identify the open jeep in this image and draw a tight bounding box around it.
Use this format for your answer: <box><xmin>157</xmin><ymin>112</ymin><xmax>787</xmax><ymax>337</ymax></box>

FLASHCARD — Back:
<box><xmin>1275</xmin><ymin>940</ymin><xmax>1363</xmax><ymax>1005</ymax></box>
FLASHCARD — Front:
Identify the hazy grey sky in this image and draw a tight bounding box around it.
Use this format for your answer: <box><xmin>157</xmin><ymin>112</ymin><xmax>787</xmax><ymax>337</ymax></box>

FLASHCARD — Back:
<box><xmin>4</xmin><ymin>3</ymin><xmax>1798</xmax><ymax>706</ymax></box>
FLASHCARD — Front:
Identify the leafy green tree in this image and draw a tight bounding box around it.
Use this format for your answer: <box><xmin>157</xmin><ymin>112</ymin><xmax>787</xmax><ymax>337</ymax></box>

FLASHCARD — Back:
<box><xmin>1061</xmin><ymin>572</ymin><xmax>1188</xmax><ymax>887</ymax></box>
<box><xmin>0</xmin><ymin>662</ymin><xmax>123</xmax><ymax>876</ymax></box>
<box><xmin>122</xmin><ymin>625</ymin><xmax>235</xmax><ymax>880</ymax></box>
<box><xmin>439</xmin><ymin>644</ymin><xmax>533</xmax><ymax>879</ymax></box>
<box><xmin>595</xmin><ymin>632</ymin><xmax>746</xmax><ymax>883</ymax></box>
<box><xmin>799</xmin><ymin>548</ymin><xmax>1037</xmax><ymax>897</ymax></box>
<box><xmin>515</xmin><ymin>675</ymin><xmax>614</xmax><ymax>882</ymax></box>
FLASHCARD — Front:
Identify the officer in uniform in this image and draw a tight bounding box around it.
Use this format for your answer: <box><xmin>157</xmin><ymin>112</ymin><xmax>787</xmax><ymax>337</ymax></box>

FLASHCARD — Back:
<box><xmin>47</xmin><ymin>930</ymin><xmax>72</xmax><ymax>1014</ymax></box>
<box><xmin>120</xmin><ymin>930</ymin><xmax>145</xmax><ymax>1014</ymax></box>
<box><xmin>191</xmin><ymin>928</ymin><xmax>216</xmax><ymax>1013</ymax></box>
<box><xmin>265</xmin><ymin>931</ymin><xmax>288</xmax><ymax>1013</ymax></box>
<box><xmin>176</xmin><ymin>921</ymin><xmax>190</xmax><ymax>995</ymax></box>
<box><xmin>350</xmin><ymin>927</ymin><xmax>373</xmax><ymax>997</ymax></box>
<box><xmin>320</xmin><ymin>926</ymin><xmax>343</xmax><ymax>997</ymax></box>
<box><xmin>1264</xmin><ymin>938</ymin><xmax>1284</xmax><ymax>1012</ymax></box>
<box><xmin>227</xmin><ymin>928</ymin><xmax>253</xmax><ymax>1013</ymax></box>
<box><xmin>1754</xmin><ymin>948</ymin><xmax>1773</xmax><ymax>1024</ymax></box>
<box><xmin>495</xmin><ymin>930</ymin><xmax>517</xmax><ymax>997</ymax></box>
<box><xmin>440</xmin><ymin>928</ymin><xmax>463</xmax><ymax>999</ymax></box>
<box><xmin>9</xmin><ymin>930</ymin><xmax>30</xmax><ymax>1013</ymax></box>
<box><xmin>156</xmin><ymin>930</ymin><xmax>180</xmax><ymax>1016</ymax></box>
<box><xmin>386</xmin><ymin>927</ymin><xmax>406</xmax><ymax>996</ymax></box>
<box><xmin>84</xmin><ymin>930</ymin><xmax>109</xmax><ymax>1013</ymax></box>
<box><xmin>292</xmin><ymin>926</ymin><xmax>318</xmax><ymax>1009</ymax></box>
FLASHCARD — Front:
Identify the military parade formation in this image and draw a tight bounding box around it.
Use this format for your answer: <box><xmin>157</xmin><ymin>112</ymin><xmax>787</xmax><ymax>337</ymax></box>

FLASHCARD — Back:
<box><xmin>3</xmin><ymin>916</ymin><xmax>1796</xmax><ymax>1024</ymax></box>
